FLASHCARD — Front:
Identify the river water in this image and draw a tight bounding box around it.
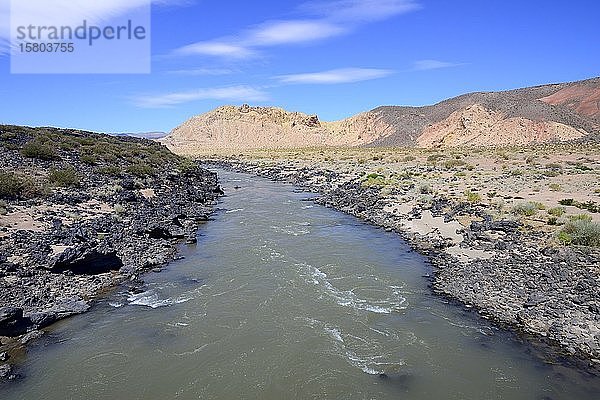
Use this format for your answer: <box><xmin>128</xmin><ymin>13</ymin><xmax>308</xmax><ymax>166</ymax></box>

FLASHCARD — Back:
<box><xmin>2</xmin><ymin>170</ymin><xmax>599</xmax><ymax>399</ymax></box>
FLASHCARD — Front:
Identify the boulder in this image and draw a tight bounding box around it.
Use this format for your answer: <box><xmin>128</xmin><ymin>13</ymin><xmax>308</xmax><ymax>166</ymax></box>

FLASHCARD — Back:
<box><xmin>0</xmin><ymin>307</ymin><xmax>32</xmax><ymax>336</ymax></box>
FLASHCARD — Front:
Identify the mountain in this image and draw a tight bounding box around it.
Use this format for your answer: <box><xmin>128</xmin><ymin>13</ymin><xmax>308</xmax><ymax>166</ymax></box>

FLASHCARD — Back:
<box><xmin>161</xmin><ymin>77</ymin><xmax>600</xmax><ymax>152</ymax></box>
<box><xmin>114</xmin><ymin>131</ymin><xmax>168</xmax><ymax>140</ymax></box>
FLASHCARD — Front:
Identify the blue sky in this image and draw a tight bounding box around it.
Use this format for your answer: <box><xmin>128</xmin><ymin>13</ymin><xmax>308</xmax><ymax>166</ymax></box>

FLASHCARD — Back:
<box><xmin>0</xmin><ymin>0</ymin><xmax>599</xmax><ymax>133</ymax></box>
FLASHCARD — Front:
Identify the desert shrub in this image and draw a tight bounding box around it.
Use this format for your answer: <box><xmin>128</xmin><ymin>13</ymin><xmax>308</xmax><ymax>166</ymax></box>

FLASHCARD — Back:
<box><xmin>178</xmin><ymin>158</ymin><xmax>197</xmax><ymax>174</ymax></box>
<box><xmin>496</xmin><ymin>151</ymin><xmax>510</xmax><ymax>160</ymax></box>
<box><xmin>49</xmin><ymin>166</ymin><xmax>80</xmax><ymax>187</ymax></box>
<box><xmin>557</xmin><ymin>199</ymin><xmax>599</xmax><ymax>213</ymax></box>
<box><xmin>0</xmin><ymin>172</ymin><xmax>47</xmax><ymax>199</ymax></box>
<box><xmin>548</xmin><ymin>183</ymin><xmax>561</xmax><ymax>191</ymax></box>
<box><xmin>427</xmin><ymin>154</ymin><xmax>444</xmax><ymax>163</ymax></box>
<box><xmin>99</xmin><ymin>166</ymin><xmax>123</xmax><ymax>176</ymax></box>
<box><xmin>569</xmin><ymin>214</ymin><xmax>592</xmax><ymax>222</ymax></box>
<box><xmin>444</xmin><ymin>159</ymin><xmax>467</xmax><ymax>169</ymax></box>
<box><xmin>21</xmin><ymin>140</ymin><xmax>58</xmax><ymax>160</ymax></box>
<box><xmin>464</xmin><ymin>190</ymin><xmax>482</xmax><ymax>203</ymax></box>
<box><xmin>0</xmin><ymin>172</ymin><xmax>24</xmax><ymax>199</ymax></box>
<box><xmin>559</xmin><ymin>198</ymin><xmax>575</xmax><ymax>206</ymax></box>
<box><xmin>547</xmin><ymin>207</ymin><xmax>566</xmax><ymax>217</ymax></box>
<box><xmin>402</xmin><ymin>155</ymin><xmax>416</xmax><ymax>162</ymax></box>
<box><xmin>80</xmin><ymin>154</ymin><xmax>97</xmax><ymax>165</ymax></box>
<box><xmin>126</xmin><ymin>163</ymin><xmax>155</xmax><ymax>177</ymax></box>
<box><xmin>362</xmin><ymin>173</ymin><xmax>387</xmax><ymax>187</ymax></box>
<box><xmin>510</xmin><ymin>169</ymin><xmax>524</xmax><ymax>176</ymax></box>
<box><xmin>547</xmin><ymin>216</ymin><xmax>558</xmax><ymax>225</ymax></box>
<box><xmin>418</xmin><ymin>183</ymin><xmax>432</xmax><ymax>194</ymax></box>
<box><xmin>512</xmin><ymin>201</ymin><xmax>544</xmax><ymax>216</ymax></box>
<box><xmin>576</xmin><ymin>201</ymin><xmax>600</xmax><ymax>213</ymax></box>
<box><xmin>558</xmin><ymin>219</ymin><xmax>600</xmax><ymax>247</ymax></box>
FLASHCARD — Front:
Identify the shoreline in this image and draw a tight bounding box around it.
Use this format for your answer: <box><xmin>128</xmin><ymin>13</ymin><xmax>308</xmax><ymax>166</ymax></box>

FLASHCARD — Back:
<box><xmin>208</xmin><ymin>158</ymin><xmax>600</xmax><ymax>373</ymax></box>
<box><xmin>0</xmin><ymin>127</ymin><xmax>222</xmax><ymax>380</ymax></box>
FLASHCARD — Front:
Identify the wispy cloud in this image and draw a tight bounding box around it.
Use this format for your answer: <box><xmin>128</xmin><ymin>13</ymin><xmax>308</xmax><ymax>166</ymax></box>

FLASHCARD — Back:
<box><xmin>247</xmin><ymin>20</ymin><xmax>345</xmax><ymax>46</ymax></box>
<box><xmin>413</xmin><ymin>59</ymin><xmax>464</xmax><ymax>71</ymax></box>
<box><xmin>175</xmin><ymin>42</ymin><xmax>255</xmax><ymax>58</ymax></box>
<box><xmin>301</xmin><ymin>0</ymin><xmax>420</xmax><ymax>23</ymax></box>
<box><xmin>131</xmin><ymin>85</ymin><xmax>269</xmax><ymax>108</ymax></box>
<box><xmin>166</xmin><ymin>68</ymin><xmax>236</xmax><ymax>76</ymax></box>
<box><xmin>276</xmin><ymin>67</ymin><xmax>394</xmax><ymax>84</ymax></box>
<box><xmin>173</xmin><ymin>0</ymin><xmax>419</xmax><ymax>59</ymax></box>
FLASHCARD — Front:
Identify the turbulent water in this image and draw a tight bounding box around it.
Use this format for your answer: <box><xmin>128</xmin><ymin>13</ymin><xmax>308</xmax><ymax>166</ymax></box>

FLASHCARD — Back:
<box><xmin>2</xmin><ymin>170</ymin><xmax>599</xmax><ymax>399</ymax></box>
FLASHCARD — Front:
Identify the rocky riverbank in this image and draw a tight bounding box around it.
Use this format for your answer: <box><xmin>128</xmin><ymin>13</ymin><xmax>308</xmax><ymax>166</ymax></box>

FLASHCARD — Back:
<box><xmin>210</xmin><ymin>157</ymin><xmax>600</xmax><ymax>372</ymax></box>
<box><xmin>0</xmin><ymin>126</ymin><xmax>222</xmax><ymax>380</ymax></box>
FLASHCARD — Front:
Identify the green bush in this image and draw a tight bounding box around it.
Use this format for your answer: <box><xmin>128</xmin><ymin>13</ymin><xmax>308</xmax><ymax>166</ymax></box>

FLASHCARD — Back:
<box><xmin>444</xmin><ymin>159</ymin><xmax>467</xmax><ymax>169</ymax></box>
<box><xmin>512</xmin><ymin>201</ymin><xmax>545</xmax><ymax>216</ymax></box>
<box><xmin>80</xmin><ymin>154</ymin><xmax>97</xmax><ymax>165</ymax></box>
<box><xmin>569</xmin><ymin>214</ymin><xmax>592</xmax><ymax>222</ymax></box>
<box><xmin>126</xmin><ymin>163</ymin><xmax>155</xmax><ymax>177</ymax></box>
<box><xmin>49</xmin><ymin>166</ymin><xmax>80</xmax><ymax>187</ymax></box>
<box><xmin>559</xmin><ymin>198</ymin><xmax>574</xmax><ymax>206</ymax></box>
<box><xmin>558</xmin><ymin>219</ymin><xmax>600</xmax><ymax>247</ymax></box>
<box><xmin>0</xmin><ymin>172</ymin><xmax>45</xmax><ymax>199</ymax></box>
<box><xmin>21</xmin><ymin>140</ymin><xmax>58</xmax><ymax>160</ymax></box>
<box><xmin>547</xmin><ymin>207</ymin><xmax>566</xmax><ymax>217</ymax></box>
<box><xmin>0</xmin><ymin>172</ymin><xmax>24</xmax><ymax>199</ymax></box>
<box><xmin>99</xmin><ymin>166</ymin><xmax>123</xmax><ymax>176</ymax></box>
<box><xmin>464</xmin><ymin>190</ymin><xmax>482</xmax><ymax>203</ymax></box>
<box><xmin>512</xmin><ymin>203</ymin><xmax>537</xmax><ymax>216</ymax></box>
<box><xmin>362</xmin><ymin>173</ymin><xmax>387</xmax><ymax>187</ymax></box>
<box><xmin>178</xmin><ymin>158</ymin><xmax>198</xmax><ymax>174</ymax></box>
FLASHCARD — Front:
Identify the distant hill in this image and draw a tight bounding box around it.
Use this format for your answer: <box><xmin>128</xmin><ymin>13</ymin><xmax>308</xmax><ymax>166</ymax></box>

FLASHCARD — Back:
<box><xmin>114</xmin><ymin>132</ymin><xmax>168</xmax><ymax>140</ymax></box>
<box><xmin>161</xmin><ymin>77</ymin><xmax>600</xmax><ymax>152</ymax></box>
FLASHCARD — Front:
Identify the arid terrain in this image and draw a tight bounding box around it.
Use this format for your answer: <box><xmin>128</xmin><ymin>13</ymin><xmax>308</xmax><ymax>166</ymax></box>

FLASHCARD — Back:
<box><xmin>157</xmin><ymin>77</ymin><xmax>600</xmax><ymax>367</ymax></box>
<box><xmin>161</xmin><ymin>77</ymin><xmax>599</xmax><ymax>152</ymax></box>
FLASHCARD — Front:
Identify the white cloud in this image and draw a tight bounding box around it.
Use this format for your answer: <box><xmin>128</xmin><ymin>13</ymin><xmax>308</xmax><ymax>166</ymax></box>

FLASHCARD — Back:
<box><xmin>166</xmin><ymin>68</ymin><xmax>236</xmax><ymax>76</ymax></box>
<box><xmin>246</xmin><ymin>20</ymin><xmax>345</xmax><ymax>46</ymax></box>
<box><xmin>175</xmin><ymin>42</ymin><xmax>255</xmax><ymax>58</ymax></box>
<box><xmin>413</xmin><ymin>59</ymin><xmax>464</xmax><ymax>71</ymax></box>
<box><xmin>302</xmin><ymin>0</ymin><xmax>420</xmax><ymax>23</ymax></box>
<box><xmin>132</xmin><ymin>85</ymin><xmax>269</xmax><ymax>108</ymax></box>
<box><xmin>276</xmin><ymin>67</ymin><xmax>394</xmax><ymax>84</ymax></box>
<box><xmin>173</xmin><ymin>0</ymin><xmax>419</xmax><ymax>59</ymax></box>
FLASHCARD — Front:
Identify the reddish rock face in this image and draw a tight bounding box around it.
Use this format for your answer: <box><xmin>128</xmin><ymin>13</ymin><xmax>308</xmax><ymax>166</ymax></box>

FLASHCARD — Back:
<box><xmin>540</xmin><ymin>84</ymin><xmax>600</xmax><ymax>120</ymax></box>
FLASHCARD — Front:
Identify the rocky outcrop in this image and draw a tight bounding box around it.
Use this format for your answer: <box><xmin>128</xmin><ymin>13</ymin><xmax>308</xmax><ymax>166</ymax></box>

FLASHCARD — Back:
<box><xmin>416</xmin><ymin>104</ymin><xmax>586</xmax><ymax>147</ymax></box>
<box><xmin>0</xmin><ymin>125</ymin><xmax>221</xmax><ymax>378</ymax></box>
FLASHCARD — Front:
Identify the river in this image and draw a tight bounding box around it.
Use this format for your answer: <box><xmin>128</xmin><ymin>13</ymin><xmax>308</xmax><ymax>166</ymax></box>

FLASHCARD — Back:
<box><xmin>2</xmin><ymin>170</ymin><xmax>599</xmax><ymax>399</ymax></box>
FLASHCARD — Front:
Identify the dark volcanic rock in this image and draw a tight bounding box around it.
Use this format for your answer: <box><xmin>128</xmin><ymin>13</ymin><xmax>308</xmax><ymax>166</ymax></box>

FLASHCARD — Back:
<box><xmin>50</xmin><ymin>247</ymin><xmax>123</xmax><ymax>275</ymax></box>
<box><xmin>0</xmin><ymin>307</ymin><xmax>31</xmax><ymax>337</ymax></box>
<box><xmin>0</xmin><ymin>125</ymin><xmax>221</xmax><ymax>374</ymax></box>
